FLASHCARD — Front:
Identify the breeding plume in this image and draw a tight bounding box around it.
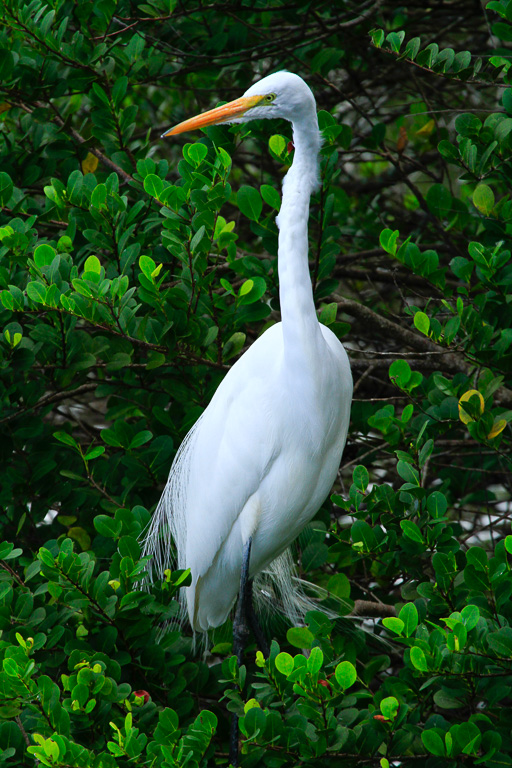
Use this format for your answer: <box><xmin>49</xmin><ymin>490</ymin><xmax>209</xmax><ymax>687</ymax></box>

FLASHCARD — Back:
<box><xmin>143</xmin><ymin>71</ymin><xmax>353</xmax><ymax>639</ymax></box>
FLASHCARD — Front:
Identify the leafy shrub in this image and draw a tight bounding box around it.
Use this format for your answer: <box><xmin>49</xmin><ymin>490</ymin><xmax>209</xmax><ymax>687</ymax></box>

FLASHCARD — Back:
<box><xmin>1</xmin><ymin>0</ymin><xmax>511</xmax><ymax>766</ymax></box>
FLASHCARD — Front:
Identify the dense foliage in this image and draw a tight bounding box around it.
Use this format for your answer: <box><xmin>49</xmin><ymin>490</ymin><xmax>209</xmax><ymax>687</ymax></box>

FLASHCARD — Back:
<box><xmin>1</xmin><ymin>0</ymin><xmax>512</xmax><ymax>765</ymax></box>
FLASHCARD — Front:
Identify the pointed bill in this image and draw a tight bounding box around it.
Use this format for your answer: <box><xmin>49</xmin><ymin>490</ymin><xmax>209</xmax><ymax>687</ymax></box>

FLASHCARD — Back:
<box><xmin>161</xmin><ymin>94</ymin><xmax>263</xmax><ymax>137</ymax></box>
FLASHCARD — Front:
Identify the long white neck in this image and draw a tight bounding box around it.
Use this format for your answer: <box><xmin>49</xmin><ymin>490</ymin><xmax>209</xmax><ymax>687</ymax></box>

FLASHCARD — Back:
<box><xmin>276</xmin><ymin>110</ymin><xmax>323</xmax><ymax>361</ymax></box>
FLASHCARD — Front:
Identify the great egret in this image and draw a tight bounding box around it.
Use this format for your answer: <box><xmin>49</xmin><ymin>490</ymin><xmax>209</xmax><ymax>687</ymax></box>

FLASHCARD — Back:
<box><xmin>143</xmin><ymin>71</ymin><xmax>352</xmax><ymax>651</ymax></box>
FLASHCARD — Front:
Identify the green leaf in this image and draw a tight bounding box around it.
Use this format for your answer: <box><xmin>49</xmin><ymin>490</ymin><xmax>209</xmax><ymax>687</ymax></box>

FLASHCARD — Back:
<box><xmin>466</xmin><ymin>546</ymin><xmax>488</xmax><ymax>570</ymax></box>
<box><xmin>241</xmin><ymin>706</ymin><xmax>265</xmax><ymax>739</ymax></box>
<box><xmin>220</xmin><ymin>278</ymin><xmax>235</xmax><ymax>296</ymax></box>
<box><xmin>404</xmin><ymin>37</ymin><xmax>421</xmax><ymax>60</ymax></box>
<box><xmin>216</xmin><ymin>147</ymin><xmax>232</xmax><ymax>169</ymax></box>
<box><xmin>275</xmin><ymin>652</ymin><xmax>294</xmax><ymax>676</ymax></box>
<box><xmin>380</xmin><ymin>696</ymin><xmax>399</xmax><ymax>720</ymax></box>
<box><xmin>34</xmin><ymin>244</ymin><xmax>56</xmax><ymax>267</ymax></box>
<box><xmin>426</xmin><ymin>183</ymin><xmax>452</xmax><ymax>219</ymax></box>
<box><xmin>418</xmin><ymin>438</ymin><xmax>433</xmax><ymax>467</ymax></box>
<box><xmin>379</xmin><ymin>228</ymin><xmax>399</xmax><ymax>255</ymax></box>
<box><xmin>129</xmin><ymin>431</ymin><xmax>152</xmax><ymax>449</ymax></box>
<box><xmin>456</xmin><ymin>722</ymin><xmax>481</xmax><ymax>755</ymax></box>
<box><xmin>460</xmin><ymin>605</ymin><xmax>480</xmax><ymax>631</ymax></box>
<box><xmin>91</xmin><ymin>183</ymin><xmax>107</xmax><ymax>209</ymax></box>
<box><xmin>399</xmin><ymin>602</ymin><xmax>418</xmax><ymax>637</ymax></box>
<box><xmin>493</xmin><ymin>21</ymin><xmax>512</xmax><ymax>41</ymax></box>
<box><xmin>187</xmin><ymin>143</ymin><xmax>208</xmax><ymax>166</ymax></box>
<box><xmin>237</xmin><ymin>276</ymin><xmax>266</xmax><ymax>305</ymax></box>
<box><xmin>487</xmin><ymin>627</ymin><xmax>512</xmax><ymax>657</ymax></box>
<box><xmin>422</xmin><ymin>730</ymin><xmax>446</xmax><ymax>757</ymax></box>
<box><xmin>389</xmin><ymin>359</ymin><xmax>411</xmax><ymax>388</ymax></box>
<box><xmin>268</xmin><ymin>134</ymin><xmax>286</xmax><ymax>157</ymax></box>
<box><xmin>479</xmin><ymin>140</ymin><xmax>498</xmax><ymax>174</ymax></box>
<box><xmin>503</xmin><ymin>88</ymin><xmax>512</xmax><ymax>115</ymax></box>
<box><xmin>427</xmin><ymin>491</ymin><xmax>448</xmax><ymax>518</ymax></box>
<box><xmin>0</xmin><ymin>171</ymin><xmax>13</xmax><ymax>205</ymax></box>
<box><xmin>53</xmin><ymin>431</ymin><xmax>79</xmax><ymax>449</ymax></box>
<box><xmin>26</xmin><ymin>282</ymin><xmax>47</xmax><ymax>304</ymax></box>
<box><xmin>438</xmin><ymin>140</ymin><xmax>459</xmax><ymax>162</ymax></box>
<box><xmin>190</xmin><ymin>225</ymin><xmax>206</xmax><ymax>252</ymax></box>
<box><xmin>0</xmin><ymin>544</ymin><xmax>22</xmax><ymax>562</ymax></box>
<box><xmin>307</xmin><ymin>647</ymin><xmax>323</xmax><ymax>675</ymax></box>
<box><xmin>386</xmin><ymin>30</ymin><xmax>405</xmax><ymax>53</ymax></box>
<box><xmin>414</xmin><ymin>311</ymin><xmax>430</xmax><ymax>335</ymax></box>
<box><xmin>67</xmin><ymin>169</ymin><xmax>83</xmax><ymax>203</ymax></box>
<box><xmin>327</xmin><ymin>572</ymin><xmax>350</xmax><ymax>599</ymax></box>
<box><xmin>3</xmin><ymin>658</ymin><xmax>19</xmax><ymax>677</ymax></box>
<box><xmin>237</xmin><ymin>186</ymin><xmax>262</xmax><ymax>221</ymax></box>
<box><xmin>84</xmin><ymin>446</ymin><xmax>105</xmax><ymax>461</ymax></box>
<box><xmin>107</xmin><ymin>352</ymin><xmax>132</xmax><ymax>371</ymax></box>
<box><xmin>473</xmin><ymin>184</ymin><xmax>495</xmax><ymax>215</ymax></box>
<box><xmin>409</xmin><ymin>646</ymin><xmax>428</xmax><ymax>672</ymax></box>
<box><xmin>450</xmin><ymin>256</ymin><xmax>473</xmax><ymax>282</ymax></box>
<box><xmin>370</xmin><ymin>28</ymin><xmax>385</xmax><ymax>47</ymax></box>
<box><xmin>351</xmin><ymin>520</ymin><xmax>376</xmax><ymax>550</ymax></box>
<box><xmin>139</xmin><ymin>254</ymin><xmax>156</xmax><ymax>278</ymax></box>
<box><xmin>286</xmin><ymin>627</ymin><xmax>314</xmax><ymax>649</ymax></box>
<box><xmin>335</xmin><ymin>661</ymin><xmax>357</xmax><ymax>690</ymax></box>
<box><xmin>38</xmin><ymin>548</ymin><xmax>55</xmax><ymax>567</ymax></box>
<box><xmin>93</xmin><ymin>515</ymin><xmax>122</xmax><ymax>539</ymax></box>
<box><xmin>397</xmin><ymin>462</ymin><xmax>420</xmax><ymax>487</ymax></box>
<box><xmin>1</xmin><ymin>290</ymin><xmax>14</xmax><ymax>310</ymax></box>
<box><xmin>353</xmin><ymin>465</ymin><xmax>369</xmax><ymax>492</ymax></box>
<box><xmin>455</xmin><ymin>113</ymin><xmax>482</xmax><ymax>137</ymax></box>
<box><xmin>260</xmin><ymin>184</ymin><xmax>280</xmax><ymax>210</ymax></box>
<box><xmin>452</xmin><ymin>49</ymin><xmax>472</xmax><ymax>71</ymax></box>
<box><xmin>382</xmin><ymin>617</ymin><xmax>404</xmax><ymax>636</ymax></box>
<box><xmin>84</xmin><ymin>255</ymin><xmax>101</xmax><ymax>274</ymax></box>
<box><xmin>319</xmin><ymin>302</ymin><xmax>337</xmax><ymax>326</ymax></box>
<box><xmin>72</xmin><ymin>278</ymin><xmax>93</xmax><ymax>297</ymax></box>
<box><xmin>464</xmin><ymin>564</ymin><xmax>489</xmax><ymax>591</ymax></box>
<box><xmin>144</xmin><ymin>174</ymin><xmax>164</xmax><ymax>199</ymax></box>
<box><xmin>487</xmin><ymin>1</ymin><xmax>510</xmax><ymax>19</ymax></box>
<box><xmin>112</xmin><ymin>76</ymin><xmax>128</xmax><ymax>107</ymax></box>
<box><xmin>223</xmin><ymin>332</ymin><xmax>246</xmax><ymax>361</ymax></box>
<box><xmin>417</xmin><ymin>41</ymin><xmax>439</xmax><ymax>67</ymax></box>
<box><xmin>239</xmin><ymin>279</ymin><xmax>253</xmax><ymax>297</ymax></box>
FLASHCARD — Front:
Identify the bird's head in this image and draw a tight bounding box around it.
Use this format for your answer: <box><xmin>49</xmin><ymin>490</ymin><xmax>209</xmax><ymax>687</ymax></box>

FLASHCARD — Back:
<box><xmin>162</xmin><ymin>71</ymin><xmax>316</xmax><ymax>137</ymax></box>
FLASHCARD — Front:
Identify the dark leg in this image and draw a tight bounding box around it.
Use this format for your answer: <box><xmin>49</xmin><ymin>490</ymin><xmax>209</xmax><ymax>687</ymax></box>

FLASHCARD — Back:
<box><xmin>246</xmin><ymin>578</ymin><xmax>270</xmax><ymax>658</ymax></box>
<box><xmin>233</xmin><ymin>537</ymin><xmax>253</xmax><ymax>664</ymax></box>
<box><xmin>229</xmin><ymin>538</ymin><xmax>270</xmax><ymax>765</ymax></box>
<box><xmin>230</xmin><ymin>537</ymin><xmax>253</xmax><ymax>766</ymax></box>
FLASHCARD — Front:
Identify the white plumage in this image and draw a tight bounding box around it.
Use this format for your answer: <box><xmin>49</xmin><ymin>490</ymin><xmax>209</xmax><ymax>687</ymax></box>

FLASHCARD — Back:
<box><xmin>142</xmin><ymin>72</ymin><xmax>353</xmax><ymax>633</ymax></box>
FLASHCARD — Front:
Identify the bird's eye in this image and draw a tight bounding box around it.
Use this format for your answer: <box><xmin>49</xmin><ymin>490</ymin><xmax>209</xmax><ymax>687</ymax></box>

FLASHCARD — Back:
<box><xmin>264</xmin><ymin>93</ymin><xmax>276</xmax><ymax>103</ymax></box>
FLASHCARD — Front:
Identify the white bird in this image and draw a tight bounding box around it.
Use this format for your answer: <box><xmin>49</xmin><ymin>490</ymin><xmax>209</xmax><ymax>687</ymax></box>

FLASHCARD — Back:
<box><xmin>143</xmin><ymin>71</ymin><xmax>353</xmax><ymax>642</ymax></box>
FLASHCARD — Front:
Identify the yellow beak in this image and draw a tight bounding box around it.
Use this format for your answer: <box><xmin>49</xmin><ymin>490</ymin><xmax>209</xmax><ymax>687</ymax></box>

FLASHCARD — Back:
<box><xmin>162</xmin><ymin>94</ymin><xmax>263</xmax><ymax>137</ymax></box>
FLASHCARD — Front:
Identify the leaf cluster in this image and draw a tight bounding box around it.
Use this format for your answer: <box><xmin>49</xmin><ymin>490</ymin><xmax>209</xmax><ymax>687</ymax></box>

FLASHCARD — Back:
<box><xmin>1</xmin><ymin>0</ymin><xmax>512</xmax><ymax>766</ymax></box>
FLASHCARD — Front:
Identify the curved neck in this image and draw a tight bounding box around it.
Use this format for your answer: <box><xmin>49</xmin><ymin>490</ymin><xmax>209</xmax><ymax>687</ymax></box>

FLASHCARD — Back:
<box><xmin>276</xmin><ymin>110</ymin><xmax>322</xmax><ymax>360</ymax></box>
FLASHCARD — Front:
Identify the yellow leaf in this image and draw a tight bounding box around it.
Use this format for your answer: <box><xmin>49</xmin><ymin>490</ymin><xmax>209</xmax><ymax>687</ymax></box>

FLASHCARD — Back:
<box><xmin>0</xmin><ymin>103</ymin><xmax>11</xmax><ymax>115</ymax></box>
<box><xmin>244</xmin><ymin>698</ymin><xmax>261</xmax><ymax>713</ymax></box>
<box><xmin>416</xmin><ymin>119</ymin><xmax>435</xmax><ymax>136</ymax></box>
<box><xmin>82</xmin><ymin>152</ymin><xmax>99</xmax><ymax>174</ymax></box>
<box><xmin>67</xmin><ymin>526</ymin><xmax>91</xmax><ymax>550</ymax></box>
<box><xmin>487</xmin><ymin>419</ymin><xmax>507</xmax><ymax>439</ymax></box>
<box><xmin>458</xmin><ymin>389</ymin><xmax>484</xmax><ymax>424</ymax></box>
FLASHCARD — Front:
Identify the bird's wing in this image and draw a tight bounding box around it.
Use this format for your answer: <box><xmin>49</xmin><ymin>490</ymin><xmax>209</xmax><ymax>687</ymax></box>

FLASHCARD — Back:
<box><xmin>184</xmin><ymin>326</ymin><xmax>284</xmax><ymax>583</ymax></box>
<box><xmin>141</xmin><ymin>325</ymin><xmax>284</xmax><ymax>602</ymax></box>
